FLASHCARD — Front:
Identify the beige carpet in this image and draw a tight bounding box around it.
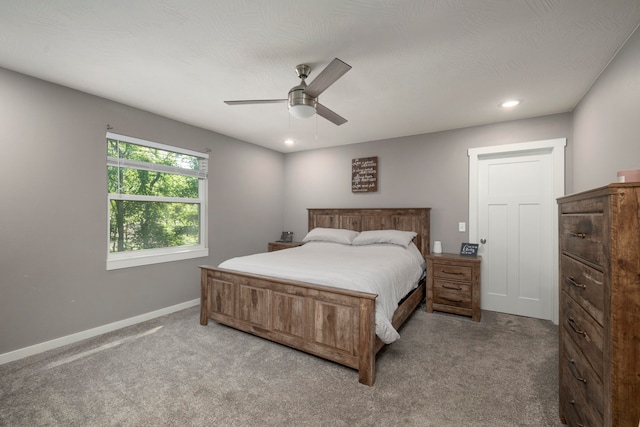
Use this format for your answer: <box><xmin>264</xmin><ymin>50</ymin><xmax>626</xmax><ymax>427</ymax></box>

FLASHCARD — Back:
<box><xmin>0</xmin><ymin>305</ymin><xmax>562</xmax><ymax>426</ymax></box>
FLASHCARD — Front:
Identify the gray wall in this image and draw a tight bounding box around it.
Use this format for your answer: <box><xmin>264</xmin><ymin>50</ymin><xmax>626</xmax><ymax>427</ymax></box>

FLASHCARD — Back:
<box><xmin>283</xmin><ymin>113</ymin><xmax>572</xmax><ymax>254</ymax></box>
<box><xmin>572</xmin><ymin>25</ymin><xmax>640</xmax><ymax>192</ymax></box>
<box><xmin>0</xmin><ymin>68</ymin><xmax>284</xmax><ymax>354</ymax></box>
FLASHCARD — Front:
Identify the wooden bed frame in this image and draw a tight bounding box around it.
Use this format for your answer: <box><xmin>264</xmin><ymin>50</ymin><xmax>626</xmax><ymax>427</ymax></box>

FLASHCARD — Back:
<box><xmin>199</xmin><ymin>208</ymin><xmax>431</xmax><ymax>385</ymax></box>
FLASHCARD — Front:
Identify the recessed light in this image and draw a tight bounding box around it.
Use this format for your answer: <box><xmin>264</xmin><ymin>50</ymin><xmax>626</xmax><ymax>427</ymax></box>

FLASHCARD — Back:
<box><xmin>284</xmin><ymin>139</ymin><xmax>295</xmax><ymax>146</ymax></box>
<box><xmin>500</xmin><ymin>100</ymin><xmax>520</xmax><ymax>108</ymax></box>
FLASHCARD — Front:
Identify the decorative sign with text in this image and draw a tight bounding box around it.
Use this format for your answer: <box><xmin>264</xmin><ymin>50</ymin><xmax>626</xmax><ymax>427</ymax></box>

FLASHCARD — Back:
<box><xmin>352</xmin><ymin>157</ymin><xmax>378</xmax><ymax>193</ymax></box>
<box><xmin>460</xmin><ymin>243</ymin><xmax>479</xmax><ymax>256</ymax></box>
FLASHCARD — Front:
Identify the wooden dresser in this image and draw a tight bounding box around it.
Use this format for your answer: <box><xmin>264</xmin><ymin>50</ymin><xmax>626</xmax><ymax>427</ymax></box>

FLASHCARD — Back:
<box><xmin>558</xmin><ymin>183</ymin><xmax>640</xmax><ymax>427</ymax></box>
<box><xmin>425</xmin><ymin>253</ymin><xmax>481</xmax><ymax>322</ymax></box>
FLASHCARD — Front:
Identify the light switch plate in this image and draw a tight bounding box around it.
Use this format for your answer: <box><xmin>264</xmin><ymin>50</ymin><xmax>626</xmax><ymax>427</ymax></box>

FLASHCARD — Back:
<box><xmin>458</xmin><ymin>222</ymin><xmax>466</xmax><ymax>232</ymax></box>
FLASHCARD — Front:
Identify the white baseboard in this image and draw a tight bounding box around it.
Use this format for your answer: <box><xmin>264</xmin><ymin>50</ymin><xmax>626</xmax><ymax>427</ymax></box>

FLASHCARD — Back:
<box><xmin>0</xmin><ymin>298</ymin><xmax>200</xmax><ymax>365</ymax></box>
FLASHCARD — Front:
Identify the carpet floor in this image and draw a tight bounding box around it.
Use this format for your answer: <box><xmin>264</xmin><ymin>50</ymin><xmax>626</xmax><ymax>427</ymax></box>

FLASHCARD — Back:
<box><xmin>0</xmin><ymin>306</ymin><xmax>562</xmax><ymax>426</ymax></box>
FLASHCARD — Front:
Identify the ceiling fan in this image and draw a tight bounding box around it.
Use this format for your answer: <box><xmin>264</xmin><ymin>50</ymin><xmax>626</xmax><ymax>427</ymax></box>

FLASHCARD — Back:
<box><xmin>224</xmin><ymin>58</ymin><xmax>352</xmax><ymax>126</ymax></box>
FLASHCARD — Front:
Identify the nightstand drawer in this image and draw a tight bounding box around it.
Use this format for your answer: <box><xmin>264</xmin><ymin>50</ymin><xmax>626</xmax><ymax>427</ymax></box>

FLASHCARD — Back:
<box><xmin>432</xmin><ymin>263</ymin><xmax>472</xmax><ymax>281</ymax></box>
<box><xmin>433</xmin><ymin>279</ymin><xmax>471</xmax><ymax>309</ymax></box>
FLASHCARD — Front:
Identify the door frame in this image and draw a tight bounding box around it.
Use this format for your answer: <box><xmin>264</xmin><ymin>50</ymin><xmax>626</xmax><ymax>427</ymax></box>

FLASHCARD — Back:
<box><xmin>468</xmin><ymin>138</ymin><xmax>566</xmax><ymax>324</ymax></box>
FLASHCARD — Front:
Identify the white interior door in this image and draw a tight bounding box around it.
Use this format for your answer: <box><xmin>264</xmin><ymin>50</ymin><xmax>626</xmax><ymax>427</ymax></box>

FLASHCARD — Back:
<box><xmin>479</xmin><ymin>152</ymin><xmax>553</xmax><ymax>319</ymax></box>
<box><xmin>469</xmin><ymin>139</ymin><xmax>565</xmax><ymax>324</ymax></box>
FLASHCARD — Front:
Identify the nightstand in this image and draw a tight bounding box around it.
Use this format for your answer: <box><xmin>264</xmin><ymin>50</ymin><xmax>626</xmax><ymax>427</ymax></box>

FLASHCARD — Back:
<box><xmin>268</xmin><ymin>241</ymin><xmax>304</xmax><ymax>252</ymax></box>
<box><xmin>426</xmin><ymin>253</ymin><xmax>481</xmax><ymax>322</ymax></box>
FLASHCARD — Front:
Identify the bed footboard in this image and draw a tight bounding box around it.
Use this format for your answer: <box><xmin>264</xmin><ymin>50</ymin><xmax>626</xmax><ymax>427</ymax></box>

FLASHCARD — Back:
<box><xmin>200</xmin><ymin>266</ymin><xmax>378</xmax><ymax>385</ymax></box>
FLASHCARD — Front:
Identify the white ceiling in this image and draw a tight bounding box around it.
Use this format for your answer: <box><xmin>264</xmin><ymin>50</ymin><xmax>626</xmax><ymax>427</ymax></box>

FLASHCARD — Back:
<box><xmin>1</xmin><ymin>1</ymin><xmax>639</xmax><ymax>153</ymax></box>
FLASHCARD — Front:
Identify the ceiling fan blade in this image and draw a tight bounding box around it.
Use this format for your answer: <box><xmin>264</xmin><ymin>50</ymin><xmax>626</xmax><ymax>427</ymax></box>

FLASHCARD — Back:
<box><xmin>304</xmin><ymin>58</ymin><xmax>352</xmax><ymax>98</ymax></box>
<box><xmin>224</xmin><ymin>99</ymin><xmax>287</xmax><ymax>105</ymax></box>
<box><xmin>316</xmin><ymin>103</ymin><xmax>348</xmax><ymax>126</ymax></box>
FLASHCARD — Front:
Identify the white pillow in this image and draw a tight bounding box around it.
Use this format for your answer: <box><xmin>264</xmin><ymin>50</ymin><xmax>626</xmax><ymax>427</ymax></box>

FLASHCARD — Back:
<box><xmin>302</xmin><ymin>227</ymin><xmax>360</xmax><ymax>245</ymax></box>
<box><xmin>351</xmin><ymin>229</ymin><xmax>417</xmax><ymax>248</ymax></box>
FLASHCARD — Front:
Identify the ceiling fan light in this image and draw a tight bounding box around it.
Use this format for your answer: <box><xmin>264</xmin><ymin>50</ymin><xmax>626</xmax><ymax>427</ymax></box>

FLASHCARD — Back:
<box><xmin>289</xmin><ymin>104</ymin><xmax>316</xmax><ymax>119</ymax></box>
<box><xmin>288</xmin><ymin>86</ymin><xmax>317</xmax><ymax>119</ymax></box>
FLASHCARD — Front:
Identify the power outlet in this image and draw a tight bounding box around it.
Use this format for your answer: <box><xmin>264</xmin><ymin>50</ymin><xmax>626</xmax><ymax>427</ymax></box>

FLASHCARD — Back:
<box><xmin>458</xmin><ymin>222</ymin><xmax>466</xmax><ymax>232</ymax></box>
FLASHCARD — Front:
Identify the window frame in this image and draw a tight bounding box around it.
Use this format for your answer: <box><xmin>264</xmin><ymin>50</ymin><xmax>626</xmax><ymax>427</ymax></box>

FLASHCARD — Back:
<box><xmin>106</xmin><ymin>132</ymin><xmax>208</xmax><ymax>270</ymax></box>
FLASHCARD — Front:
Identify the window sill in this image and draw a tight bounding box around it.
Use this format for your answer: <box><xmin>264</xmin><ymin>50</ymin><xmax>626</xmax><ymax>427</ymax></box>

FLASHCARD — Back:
<box><xmin>107</xmin><ymin>247</ymin><xmax>209</xmax><ymax>270</ymax></box>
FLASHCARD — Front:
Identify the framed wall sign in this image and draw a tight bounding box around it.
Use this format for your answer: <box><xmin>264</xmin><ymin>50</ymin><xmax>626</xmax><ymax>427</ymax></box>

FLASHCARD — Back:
<box><xmin>460</xmin><ymin>243</ymin><xmax>479</xmax><ymax>256</ymax></box>
<box><xmin>352</xmin><ymin>156</ymin><xmax>378</xmax><ymax>192</ymax></box>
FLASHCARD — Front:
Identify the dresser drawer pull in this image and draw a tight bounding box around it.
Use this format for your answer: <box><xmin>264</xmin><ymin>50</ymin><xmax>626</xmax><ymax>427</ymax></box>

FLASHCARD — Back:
<box><xmin>567</xmin><ymin>317</ymin><xmax>588</xmax><ymax>339</ymax></box>
<box><xmin>567</xmin><ymin>230</ymin><xmax>588</xmax><ymax>239</ymax></box>
<box><xmin>567</xmin><ymin>357</ymin><xmax>588</xmax><ymax>384</ymax></box>
<box><xmin>566</xmin><ymin>276</ymin><xmax>586</xmax><ymax>290</ymax></box>
<box><xmin>442</xmin><ymin>296</ymin><xmax>463</xmax><ymax>303</ymax></box>
<box><xmin>442</xmin><ymin>270</ymin><xmax>464</xmax><ymax>276</ymax></box>
<box><xmin>442</xmin><ymin>284</ymin><xmax>462</xmax><ymax>290</ymax></box>
<box><xmin>568</xmin><ymin>400</ymin><xmax>586</xmax><ymax>427</ymax></box>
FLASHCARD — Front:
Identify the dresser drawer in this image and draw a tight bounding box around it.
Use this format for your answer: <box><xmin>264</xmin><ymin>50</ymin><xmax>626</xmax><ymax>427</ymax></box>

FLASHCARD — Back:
<box><xmin>562</xmin><ymin>329</ymin><xmax>604</xmax><ymax>422</ymax></box>
<box><xmin>559</xmin><ymin>195</ymin><xmax>604</xmax><ymax>215</ymax></box>
<box><xmin>559</xmin><ymin>214</ymin><xmax>605</xmax><ymax>268</ymax></box>
<box><xmin>432</xmin><ymin>263</ymin><xmax>472</xmax><ymax>281</ymax></box>
<box><xmin>432</xmin><ymin>279</ymin><xmax>472</xmax><ymax>309</ymax></box>
<box><xmin>560</xmin><ymin>379</ymin><xmax>602</xmax><ymax>427</ymax></box>
<box><xmin>561</xmin><ymin>293</ymin><xmax>604</xmax><ymax>380</ymax></box>
<box><xmin>560</xmin><ymin>255</ymin><xmax>604</xmax><ymax>326</ymax></box>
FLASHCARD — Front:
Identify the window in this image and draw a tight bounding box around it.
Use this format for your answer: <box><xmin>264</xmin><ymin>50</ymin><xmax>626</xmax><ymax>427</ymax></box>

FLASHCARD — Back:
<box><xmin>106</xmin><ymin>132</ymin><xmax>208</xmax><ymax>270</ymax></box>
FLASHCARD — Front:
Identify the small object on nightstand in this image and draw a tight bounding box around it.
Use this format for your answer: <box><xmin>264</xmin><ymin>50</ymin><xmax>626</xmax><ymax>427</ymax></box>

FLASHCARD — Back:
<box><xmin>268</xmin><ymin>241</ymin><xmax>304</xmax><ymax>252</ymax></box>
<box><xmin>425</xmin><ymin>253</ymin><xmax>481</xmax><ymax>322</ymax></box>
<box><xmin>459</xmin><ymin>242</ymin><xmax>479</xmax><ymax>256</ymax></box>
<box><xmin>279</xmin><ymin>231</ymin><xmax>294</xmax><ymax>242</ymax></box>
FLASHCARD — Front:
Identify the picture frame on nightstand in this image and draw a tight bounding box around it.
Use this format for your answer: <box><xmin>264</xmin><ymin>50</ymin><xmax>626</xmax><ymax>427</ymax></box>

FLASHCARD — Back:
<box><xmin>459</xmin><ymin>242</ymin><xmax>478</xmax><ymax>256</ymax></box>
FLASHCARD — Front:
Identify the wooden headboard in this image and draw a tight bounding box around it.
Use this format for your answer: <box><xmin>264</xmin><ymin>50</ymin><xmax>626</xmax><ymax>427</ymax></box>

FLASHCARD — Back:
<box><xmin>307</xmin><ymin>208</ymin><xmax>431</xmax><ymax>258</ymax></box>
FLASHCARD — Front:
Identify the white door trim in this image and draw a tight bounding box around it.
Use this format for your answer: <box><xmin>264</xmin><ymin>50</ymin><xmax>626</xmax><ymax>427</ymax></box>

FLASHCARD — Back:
<box><xmin>468</xmin><ymin>138</ymin><xmax>566</xmax><ymax>324</ymax></box>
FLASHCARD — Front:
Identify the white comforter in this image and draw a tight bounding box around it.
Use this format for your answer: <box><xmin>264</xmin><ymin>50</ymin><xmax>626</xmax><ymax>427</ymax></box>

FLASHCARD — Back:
<box><xmin>218</xmin><ymin>241</ymin><xmax>425</xmax><ymax>344</ymax></box>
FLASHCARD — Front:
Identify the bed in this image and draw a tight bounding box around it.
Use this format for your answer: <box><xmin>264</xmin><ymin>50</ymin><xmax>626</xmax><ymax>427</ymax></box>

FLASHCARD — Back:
<box><xmin>199</xmin><ymin>208</ymin><xmax>431</xmax><ymax>385</ymax></box>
